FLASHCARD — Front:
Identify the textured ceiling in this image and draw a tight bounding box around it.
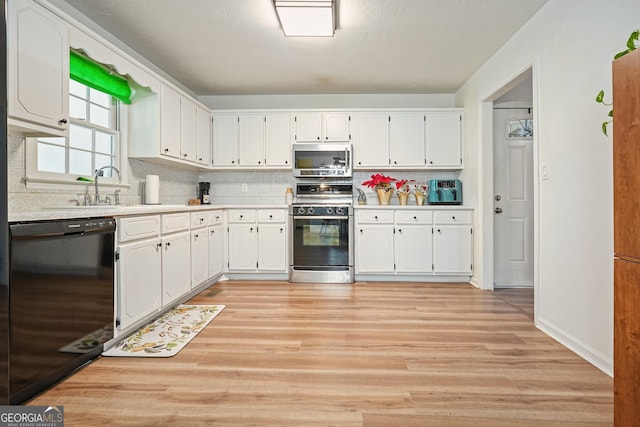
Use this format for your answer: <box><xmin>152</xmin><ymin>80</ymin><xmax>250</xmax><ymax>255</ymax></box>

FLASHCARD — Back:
<box><xmin>59</xmin><ymin>0</ymin><xmax>548</xmax><ymax>96</ymax></box>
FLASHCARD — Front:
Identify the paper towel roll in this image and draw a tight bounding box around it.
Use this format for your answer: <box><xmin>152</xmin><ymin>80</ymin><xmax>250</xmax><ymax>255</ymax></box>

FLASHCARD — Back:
<box><xmin>145</xmin><ymin>175</ymin><xmax>160</xmax><ymax>204</ymax></box>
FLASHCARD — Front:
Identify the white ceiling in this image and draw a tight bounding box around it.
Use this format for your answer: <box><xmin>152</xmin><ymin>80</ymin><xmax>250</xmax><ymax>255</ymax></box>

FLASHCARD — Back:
<box><xmin>59</xmin><ymin>0</ymin><xmax>549</xmax><ymax>96</ymax></box>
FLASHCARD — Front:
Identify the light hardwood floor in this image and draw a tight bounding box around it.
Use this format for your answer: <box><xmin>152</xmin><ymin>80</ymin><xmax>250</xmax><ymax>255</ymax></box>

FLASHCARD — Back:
<box><xmin>29</xmin><ymin>281</ymin><xmax>612</xmax><ymax>426</ymax></box>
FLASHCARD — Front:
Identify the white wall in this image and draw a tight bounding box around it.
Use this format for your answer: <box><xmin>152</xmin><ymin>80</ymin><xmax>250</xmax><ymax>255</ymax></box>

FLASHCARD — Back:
<box><xmin>457</xmin><ymin>0</ymin><xmax>640</xmax><ymax>375</ymax></box>
<box><xmin>200</xmin><ymin>94</ymin><xmax>455</xmax><ymax>110</ymax></box>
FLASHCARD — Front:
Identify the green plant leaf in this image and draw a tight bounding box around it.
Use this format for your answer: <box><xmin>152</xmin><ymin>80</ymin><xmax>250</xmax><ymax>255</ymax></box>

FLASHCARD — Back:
<box><xmin>614</xmin><ymin>48</ymin><xmax>631</xmax><ymax>60</ymax></box>
<box><xmin>626</xmin><ymin>30</ymin><xmax>639</xmax><ymax>50</ymax></box>
<box><xmin>596</xmin><ymin>90</ymin><xmax>605</xmax><ymax>103</ymax></box>
<box><xmin>608</xmin><ymin>109</ymin><xmax>614</xmax><ymax>117</ymax></box>
<box><xmin>602</xmin><ymin>122</ymin><xmax>609</xmax><ymax>136</ymax></box>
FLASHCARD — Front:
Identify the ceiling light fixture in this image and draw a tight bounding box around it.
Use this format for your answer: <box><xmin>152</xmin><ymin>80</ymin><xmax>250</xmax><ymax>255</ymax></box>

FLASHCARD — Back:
<box><xmin>274</xmin><ymin>0</ymin><xmax>335</xmax><ymax>37</ymax></box>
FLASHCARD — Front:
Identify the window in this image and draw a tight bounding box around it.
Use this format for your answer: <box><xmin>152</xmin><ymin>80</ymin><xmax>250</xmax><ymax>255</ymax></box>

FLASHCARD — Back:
<box><xmin>27</xmin><ymin>79</ymin><xmax>125</xmax><ymax>185</ymax></box>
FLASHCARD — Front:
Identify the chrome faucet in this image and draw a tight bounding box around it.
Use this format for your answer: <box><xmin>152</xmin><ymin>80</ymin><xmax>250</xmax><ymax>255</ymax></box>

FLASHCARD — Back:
<box><xmin>94</xmin><ymin>165</ymin><xmax>122</xmax><ymax>204</ymax></box>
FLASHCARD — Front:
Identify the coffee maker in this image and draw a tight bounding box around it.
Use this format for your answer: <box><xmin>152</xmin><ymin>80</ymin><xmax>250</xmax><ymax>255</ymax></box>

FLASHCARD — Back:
<box><xmin>198</xmin><ymin>182</ymin><xmax>211</xmax><ymax>204</ymax></box>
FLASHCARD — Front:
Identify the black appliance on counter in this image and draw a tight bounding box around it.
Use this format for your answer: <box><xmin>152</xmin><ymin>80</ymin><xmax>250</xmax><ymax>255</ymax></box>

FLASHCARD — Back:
<box><xmin>7</xmin><ymin>219</ymin><xmax>115</xmax><ymax>404</ymax></box>
<box><xmin>199</xmin><ymin>181</ymin><xmax>211</xmax><ymax>204</ymax></box>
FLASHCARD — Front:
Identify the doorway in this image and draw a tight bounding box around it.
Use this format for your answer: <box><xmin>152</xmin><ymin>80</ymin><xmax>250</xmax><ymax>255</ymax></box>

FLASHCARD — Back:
<box><xmin>488</xmin><ymin>68</ymin><xmax>535</xmax><ymax>317</ymax></box>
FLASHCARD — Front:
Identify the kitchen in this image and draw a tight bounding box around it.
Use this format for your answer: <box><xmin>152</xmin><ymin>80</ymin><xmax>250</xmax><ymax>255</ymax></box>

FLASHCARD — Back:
<box><xmin>0</xmin><ymin>0</ymin><xmax>637</xmax><ymax>424</ymax></box>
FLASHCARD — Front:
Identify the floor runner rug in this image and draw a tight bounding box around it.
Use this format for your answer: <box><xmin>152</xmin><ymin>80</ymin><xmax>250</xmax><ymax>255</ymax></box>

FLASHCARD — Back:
<box><xmin>102</xmin><ymin>304</ymin><xmax>225</xmax><ymax>357</ymax></box>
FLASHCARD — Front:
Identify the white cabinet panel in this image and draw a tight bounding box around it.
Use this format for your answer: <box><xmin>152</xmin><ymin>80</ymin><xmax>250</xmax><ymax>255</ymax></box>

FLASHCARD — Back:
<box><xmin>212</xmin><ymin>114</ymin><xmax>239</xmax><ymax>166</ymax></box>
<box><xmin>265</xmin><ymin>114</ymin><xmax>292</xmax><ymax>166</ymax></box>
<box><xmin>118</xmin><ymin>215</ymin><xmax>161</xmax><ymax>243</ymax></box>
<box><xmin>395</xmin><ymin>225</ymin><xmax>432</xmax><ymax>273</ymax></box>
<box><xmin>433</xmin><ymin>226</ymin><xmax>473</xmax><ymax>274</ymax></box>
<box><xmin>117</xmin><ymin>237</ymin><xmax>162</xmax><ymax>330</ymax></box>
<box><xmin>356</xmin><ymin>225</ymin><xmax>394</xmax><ymax>273</ymax></box>
<box><xmin>208</xmin><ymin>224</ymin><xmax>224</xmax><ymax>278</ymax></box>
<box><xmin>196</xmin><ymin>106</ymin><xmax>211</xmax><ymax>166</ymax></box>
<box><xmin>258</xmin><ymin>224</ymin><xmax>287</xmax><ymax>271</ymax></box>
<box><xmin>426</xmin><ymin>113</ymin><xmax>462</xmax><ymax>168</ymax></box>
<box><xmin>352</xmin><ymin>113</ymin><xmax>389</xmax><ymax>168</ymax></box>
<box><xmin>228</xmin><ymin>223</ymin><xmax>257</xmax><ymax>270</ymax></box>
<box><xmin>295</xmin><ymin>113</ymin><xmax>350</xmax><ymax>142</ymax></box>
<box><xmin>160</xmin><ymin>85</ymin><xmax>181</xmax><ymax>159</ymax></box>
<box><xmin>239</xmin><ymin>114</ymin><xmax>265</xmax><ymax>166</ymax></box>
<box><xmin>180</xmin><ymin>97</ymin><xmax>197</xmax><ymax>162</ymax></box>
<box><xmin>389</xmin><ymin>113</ymin><xmax>425</xmax><ymax>167</ymax></box>
<box><xmin>8</xmin><ymin>0</ymin><xmax>69</xmax><ymax>136</ymax></box>
<box><xmin>161</xmin><ymin>231</ymin><xmax>191</xmax><ymax>305</ymax></box>
<box><xmin>191</xmin><ymin>228</ymin><xmax>209</xmax><ymax>288</ymax></box>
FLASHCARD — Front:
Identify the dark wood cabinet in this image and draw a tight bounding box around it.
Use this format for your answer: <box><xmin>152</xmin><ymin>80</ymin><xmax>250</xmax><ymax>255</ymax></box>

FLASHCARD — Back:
<box><xmin>613</xmin><ymin>48</ymin><xmax>640</xmax><ymax>426</ymax></box>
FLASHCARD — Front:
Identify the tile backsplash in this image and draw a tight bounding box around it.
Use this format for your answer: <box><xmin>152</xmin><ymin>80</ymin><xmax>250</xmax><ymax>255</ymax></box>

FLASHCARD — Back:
<box><xmin>7</xmin><ymin>133</ymin><xmax>461</xmax><ymax>212</ymax></box>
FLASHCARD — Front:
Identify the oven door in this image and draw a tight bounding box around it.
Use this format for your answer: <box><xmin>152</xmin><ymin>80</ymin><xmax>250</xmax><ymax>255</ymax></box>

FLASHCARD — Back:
<box><xmin>292</xmin><ymin>143</ymin><xmax>352</xmax><ymax>178</ymax></box>
<box><xmin>289</xmin><ymin>214</ymin><xmax>353</xmax><ymax>283</ymax></box>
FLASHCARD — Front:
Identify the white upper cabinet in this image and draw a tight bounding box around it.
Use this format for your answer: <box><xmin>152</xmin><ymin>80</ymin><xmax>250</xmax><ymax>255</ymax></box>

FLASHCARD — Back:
<box><xmin>180</xmin><ymin>96</ymin><xmax>198</xmax><ymax>163</ymax></box>
<box><xmin>389</xmin><ymin>113</ymin><xmax>425</xmax><ymax>167</ymax></box>
<box><xmin>239</xmin><ymin>114</ymin><xmax>265</xmax><ymax>166</ymax></box>
<box><xmin>212</xmin><ymin>113</ymin><xmax>292</xmax><ymax>169</ymax></box>
<box><xmin>352</xmin><ymin>112</ymin><xmax>390</xmax><ymax>168</ymax></box>
<box><xmin>195</xmin><ymin>105</ymin><xmax>212</xmax><ymax>166</ymax></box>
<box><xmin>425</xmin><ymin>112</ymin><xmax>463</xmax><ymax>168</ymax></box>
<box><xmin>129</xmin><ymin>83</ymin><xmax>212</xmax><ymax>170</ymax></box>
<box><xmin>294</xmin><ymin>113</ymin><xmax>350</xmax><ymax>142</ymax></box>
<box><xmin>8</xmin><ymin>0</ymin><xmax>69</xmax><ymax>136</ymax></box>
<box><xmin>265</xmin><ymin>114</ymin><xmax>292</xmax><ymax>167</ymax></box>
<box><xmin>212</xmin><ymin>114</ymin><xmax>239</xmax><ymax>166</ymax></box>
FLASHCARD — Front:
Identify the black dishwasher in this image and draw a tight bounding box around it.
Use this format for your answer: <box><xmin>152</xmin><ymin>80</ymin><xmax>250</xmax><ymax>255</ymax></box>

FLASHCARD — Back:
<box><xmin>9</xmin><ymin>218</ymin><xmax>115</xmax><ymax>404</ymax></box>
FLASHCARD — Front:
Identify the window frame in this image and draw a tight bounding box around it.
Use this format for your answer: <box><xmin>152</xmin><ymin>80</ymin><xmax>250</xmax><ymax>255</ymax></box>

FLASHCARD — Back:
<box><xmin>25</xmin><ymin>81</ymin><xmax>129</xmax><ymax>191</ymax></box>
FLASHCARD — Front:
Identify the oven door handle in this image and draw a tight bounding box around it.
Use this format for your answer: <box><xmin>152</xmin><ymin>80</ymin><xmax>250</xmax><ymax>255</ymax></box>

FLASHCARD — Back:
<box><xmin>293</xmin><ymin>215</ymin><xmax>350</xmax><ymax>221</ymax></box>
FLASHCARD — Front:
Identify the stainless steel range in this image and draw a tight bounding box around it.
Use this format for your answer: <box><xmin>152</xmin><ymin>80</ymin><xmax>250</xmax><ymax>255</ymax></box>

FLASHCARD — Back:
<box><xmin>289</xmin><ymin>182</ymin><xmax>354</xmax><ymax>284</ymax></box>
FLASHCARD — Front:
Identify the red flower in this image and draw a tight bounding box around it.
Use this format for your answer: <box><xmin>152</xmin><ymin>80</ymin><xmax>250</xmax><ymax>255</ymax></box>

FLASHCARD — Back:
<box><xmin>362</xmin><ymin>173</ymin><xmax>396</xmax><ymax>190</ymax></box>
<box><xmin>395</xmin><ymin>179</ymin><xmax>412</xmax><ymax>192</ymax></box>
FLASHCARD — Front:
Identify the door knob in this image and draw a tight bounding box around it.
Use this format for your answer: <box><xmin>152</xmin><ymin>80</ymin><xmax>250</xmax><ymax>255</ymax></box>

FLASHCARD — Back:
<box><xmin>495</xmin><ymin>195</ymin><xmax>502</xmax><ymax>201</ymax></box>
<box><xmin>495</xmin><ymin>207</ymin><xmax>503</xmax><ymax>214</ymax></box>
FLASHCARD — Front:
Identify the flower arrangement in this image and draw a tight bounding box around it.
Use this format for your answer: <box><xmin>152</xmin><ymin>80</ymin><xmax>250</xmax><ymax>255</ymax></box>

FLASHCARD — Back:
<box><xmin>395</xmin><ymin>179</ymin><xmax>413</xmax><ymax>194</ymax></box>
<box><xmin>412</xmin><ymin>181</ymin><xmax>428</xmax><ymax>195</ymax></box>
<box><xmin>362</xmin><ymin>173</ymin><xmax>396</xmax><ymax>191</ymax></box>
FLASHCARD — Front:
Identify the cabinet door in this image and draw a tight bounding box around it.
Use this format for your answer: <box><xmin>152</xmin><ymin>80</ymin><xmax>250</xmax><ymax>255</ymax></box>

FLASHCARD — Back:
<box><xmin>433</xmin><ymin>226</ymin><xmax>473</xmax><ymax>274</ymax></box>
<box><xmin>614</xmin><ymin>258</ymin><xmax>640</xmax><ymax>425</ymax></box>
<box><xmin>191</xmin><ymin>229</ymin><xmax>209</xmax><ymax>288</ymax></box>
<box><xmin>355</xmin><ymin>225</ymin><xmax>394</xmax><ymax>273</ymax></box>
<box><xmin>8</xmin><ymin>0</ymin><xmax>69</xmax><ymax>135</ymax></box>
<box><xmin>117</xmin><ymin>238</ymin><xmax>162</xmax><ymax>330</ymax></box>
<box><xmin>352</xmin><ymin>113</ymin><xmax>389</xmax><ymax>168</ymax></box>
<box><xmin>160</xmin><ymin>85</ymin><xmax>182</xmax><ymax>159</ymax></box>
<box><xmin>196</xmin><ymin>106</ymin><xmax>212</xmax><ymax>166</ymax></box>
<box><xmin>426</xmin><ymin>113</ymin><xmax>462</xmax><ymax>168</ymax></box>
<box><xmin>323</xmin><ymin>113</ymin><xmax>351</xmax><ymax>142</ymax></box>
<box><xmin>180</xmin><ymin>97</ymin><xmax>197</xmax><ymax>162</ymax></box>
<box><xmin>265</xmin><ymin>114</ymin><xmax>292</xmax><ymax>167</ymax></box>
<box><xmin>212</xmin><ymin>114</ymin><xmax>239</xmax><ymax>166</ymax></box>
<box><xmin>389</xmin><ymin>113</ymin><xmax>425</xmax><ymax>167</ymax></box>
<box><xmin>208</xmin><ymin>224</ymin><xmax>224</xmax><ymax>278</ymax></box>
<box><xmin>239</xmin><ymin>114</ymin><xmax>265</xmax><ymax>166</ymax></box>
<box><xmin>258</xmin><ymin>223</ymin><xmax>287</xmax><ymax>271</ymax></box>
<box><xmin>162</xmin><ymin>231</ymin><xmax>191</xmax><ymax>306</ymax></box>
<box><xmin>228</xmin><ymin>224</ymin><xmax>257</xmax><ymax>270</ymax></box>
<box><xmin>395</xmin><ymin>225</ymin><xmax>433</xmax><ymax>273</ymax></box>
<box><xmin>295</xmin><ymin>114</ymin><xmax>322</xmax><ymax>142</ymax></box>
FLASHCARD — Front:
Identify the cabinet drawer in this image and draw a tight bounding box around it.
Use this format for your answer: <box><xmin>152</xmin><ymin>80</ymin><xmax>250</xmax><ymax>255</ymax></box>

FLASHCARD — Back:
<box><xmin>258</xmin><ymin>209</ymin><xmax>286</xmax><ymax>223</ymax></box>
<box><xmin>395</xmin><ymin>210</ymin><xmax>433</xmax><ymax>224</ymax></box>
<box><xmin>191</xmin><ymin>212</ymin><xmax>208</xmax><ymax>229</ymax></box>
<box><xmin>208</xmin><ymin>210</ymin><xmax>223</xmax><ymax>226</ymax></box>
<box><xmin>162</xmin><ymin>212</ymin><xmax>190</xmax><ymax>233</ymax></box>
<box><xmin>228</xmin><ymin>209</ymin><xmax>256</xmax><ymax>223</ymax></box>
<box><xmin>356</xmin><ymin>210</ymin><xmax>393</xmax><ymax>224</ymax></box>
<box><xmin>434</xmin><ymin>210</ymin><xmax>472</xmax><ymax>224</ymax></box>
<box><xmin>117</xmin><ymin>215</ymin><xmax>161</xmax><ymax>243</ymax></box>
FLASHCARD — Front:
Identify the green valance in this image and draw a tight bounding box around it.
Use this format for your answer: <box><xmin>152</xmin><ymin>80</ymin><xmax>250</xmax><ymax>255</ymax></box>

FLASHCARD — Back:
<box><xmin>70</xmin><ymin>50</ymin><xmax>132</xmax><ymax>104</ymax></box>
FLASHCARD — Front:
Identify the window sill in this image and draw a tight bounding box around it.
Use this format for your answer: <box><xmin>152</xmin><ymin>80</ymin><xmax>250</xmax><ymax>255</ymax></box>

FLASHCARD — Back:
<box><xmin>23</xmin><ymin>176</ymin><xmax>130</xmax><ymax>192</ymax></box>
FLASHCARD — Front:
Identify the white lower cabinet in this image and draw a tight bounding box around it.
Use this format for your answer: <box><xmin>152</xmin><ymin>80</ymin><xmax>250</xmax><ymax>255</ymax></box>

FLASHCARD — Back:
<box><xmin>116</xmin><ymin>216</ymin><xmax>162</xmax><ymax>331</ymax></box>
<box><xmin>190</xmin><ymin>212</ymin><xmax>209</xmax><ymax>288</ymax></box>
<box><xmin>433</xmin><ymin>211</ymin><xmax>473</xmax><ymax>274</ymax></box>
<box><xmin>227</xmin><ymin>209</ymin><xmax>287</xmax><ymax>272</ymax></box>
<box><xmin>161</xmin><ymin>213</ymin><xmax>191</xmax><ymax>306</ymax></box>
<box><xmin>355</xmin><ymin>208</ymin><xmax>472</xmax><ymax>277</ymax></box>
<box><xmin>208</xmin><ymin>211</ymin><xmax>224</xmax><ymax>278</ymax></box>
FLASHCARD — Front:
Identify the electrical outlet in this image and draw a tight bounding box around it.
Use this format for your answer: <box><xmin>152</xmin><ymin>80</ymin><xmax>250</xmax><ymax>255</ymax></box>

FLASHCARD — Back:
<box><xmin>242</xmin><ymin>183</ymin><xmax>248</xmax><ymax>192</ymax></box>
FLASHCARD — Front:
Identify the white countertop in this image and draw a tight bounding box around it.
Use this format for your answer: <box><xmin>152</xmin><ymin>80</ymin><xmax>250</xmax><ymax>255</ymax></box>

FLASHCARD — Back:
<box><xmin>8</xmin><ymin>204</ymin><xmax>288</xmax><ymax>222</ymax></box>
<box><xmin>9</xmin><ymin>203</ymin><xmax>472</xmax><ymax>222</ymax></box>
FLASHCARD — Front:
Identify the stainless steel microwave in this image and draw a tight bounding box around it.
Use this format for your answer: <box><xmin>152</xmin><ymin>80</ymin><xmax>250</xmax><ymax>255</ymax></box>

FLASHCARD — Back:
<box><xmin>292</xmin><ymin>143</ymin><xmax>352</xmax><ymax>178</ymax></box>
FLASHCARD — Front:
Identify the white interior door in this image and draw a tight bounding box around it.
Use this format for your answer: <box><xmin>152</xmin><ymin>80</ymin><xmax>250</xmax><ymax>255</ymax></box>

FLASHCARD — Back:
<box><xmin>493</xmin><ymin>110</ymin><xmax>534</xmax><ymax>287</ymax></box>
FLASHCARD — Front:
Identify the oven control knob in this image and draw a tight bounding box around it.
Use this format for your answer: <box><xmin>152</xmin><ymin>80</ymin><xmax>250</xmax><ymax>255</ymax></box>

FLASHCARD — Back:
<box><xmin>307</xmin><ymin>207</ymin><xmax>315</xmax><ymax>214</ymax></box>
<box><xmin>297</xmin><ymin>207</ymin><xmax>306</xmax><ymax>215</ymax></box>
<box><xmin>336</xmin><ymin>207</ymin><xmax>344</xmax><ymax>215</ymax></box>
<box><xmin>326</xmin><ymin>207</ymin><xmax>334</xmax><ymax>214</ymax></box>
